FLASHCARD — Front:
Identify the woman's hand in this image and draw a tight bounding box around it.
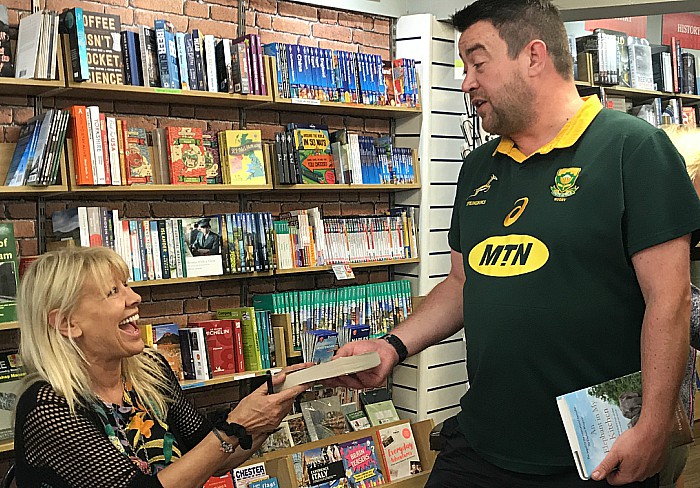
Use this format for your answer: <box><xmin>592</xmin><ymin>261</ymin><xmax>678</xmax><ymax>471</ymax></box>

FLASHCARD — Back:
<box><xmin>227</xmin><ymin>363</ymin><xmax>312</xmax><ymax>434</ymax></box>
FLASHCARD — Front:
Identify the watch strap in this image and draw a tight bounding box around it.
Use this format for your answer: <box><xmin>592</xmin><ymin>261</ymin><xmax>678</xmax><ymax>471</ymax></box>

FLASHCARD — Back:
<box><xmin>381</xmin><ymin>333</ymin><xmax>408</xmax><ymax>363</ymax></box>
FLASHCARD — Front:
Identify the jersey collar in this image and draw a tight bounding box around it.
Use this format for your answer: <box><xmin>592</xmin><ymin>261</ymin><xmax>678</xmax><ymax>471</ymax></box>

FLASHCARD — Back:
<box><xmin>492</xmin><ymin>95</ymin><xmax>603</xmax><ymax>163</ymax></box>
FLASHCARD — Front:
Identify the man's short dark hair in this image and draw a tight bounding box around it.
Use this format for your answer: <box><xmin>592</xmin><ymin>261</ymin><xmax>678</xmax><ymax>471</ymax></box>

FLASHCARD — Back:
<box><xmin>451</xmin><ymin>0</ymin><xmax>573</xmax><ymax>80</ymax></box>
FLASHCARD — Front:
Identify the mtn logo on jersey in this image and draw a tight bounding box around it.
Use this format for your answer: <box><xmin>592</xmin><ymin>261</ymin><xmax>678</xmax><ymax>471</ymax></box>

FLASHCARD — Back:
<box><xmin>468</xmin><ymin>234</ymin><xmax>549</xmax><ymax>277</ymax></box>
<box><xmin>550</xmin><ymin>167</ymin><xmax>581</xmax><ymax>200</ymax></box>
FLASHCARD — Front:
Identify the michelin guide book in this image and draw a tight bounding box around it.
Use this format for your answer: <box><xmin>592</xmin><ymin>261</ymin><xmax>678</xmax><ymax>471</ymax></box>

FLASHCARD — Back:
<box><xmin>556</xmin><ymin>371</ymin><xmax>693</xmax><ymax>480</ymax></box>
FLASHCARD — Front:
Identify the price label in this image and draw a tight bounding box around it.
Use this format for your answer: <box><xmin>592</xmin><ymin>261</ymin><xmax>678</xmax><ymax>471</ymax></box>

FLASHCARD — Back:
<box><xmin>291</xmin><ymin>97</ymin><xmax>321</xmax><ymax>106</ymax></box>
<box><xmin>332</xmin><ymin>264</ymin><xmax>355</xmax><ymax>280</ymax></box>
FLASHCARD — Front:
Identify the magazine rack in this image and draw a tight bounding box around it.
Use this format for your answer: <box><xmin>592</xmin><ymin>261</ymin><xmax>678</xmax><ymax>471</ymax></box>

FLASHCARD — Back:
<box><xmin>250</xmin><ymin>418</ymin><xmax>436</xmax><ymax>488</ymax></box>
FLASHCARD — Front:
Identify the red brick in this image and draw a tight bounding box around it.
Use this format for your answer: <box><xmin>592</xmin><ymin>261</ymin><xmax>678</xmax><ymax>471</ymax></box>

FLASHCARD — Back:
<box><xmin>364</xmin><ymin>118</ymin><xmax>390</xmax><ymax>134</ymax></box>
<box><xmin>105</xmin><ymin>6</ymin><xmax>134</xmax><ymax>25</ymax></box>
<box><xmin>114</xmin><ymin>101</ymin><xmax>169</xmax><ymax>116</ymax></box>
<box><xmin>278</xmin><ymin>1</ymin><xmax>316</xmax><ymax>21</ymax></box>
<box><xmin>315</xmin><ymin>273</ymin><xmax>336</xmax><ymax>288</ymax></box>
<box><xmin>122</xmin><ymin>116</ymin><xmax>158</xmax><ymax>132</ymax></box>
<box><xmin>5</xmin><ymin>126</ymin><xmax>21</xmax><ymax>142</ymax></box>
<box><xmin>280</xmin><ymin>111</ymin><xmax>322</xmax><ymax>127</ymax></box>
<box><xmin>188</xmin><ymin>17</ymin><xmax>239</xmax><ymax>39</ymax></box>
<box><xmin>208</xmin><ymin>120</ymin><xmax>237</xmax><ymax>133</ymax></box>
<box><xmin>246</xmin><ymin>110</ymin><xmax>279</xmax><ymax>125</ymax></box>
<box><xmin>249</xmin><ymin>0</ymin><xmax>276</xmax><ymax>15</ymax></box>
<box><xmin>319</xmin><ymin>9</ymin><xmax>338</xmax><ymax>24</ymax></box>
<box><xmin>341</xmin><ymin>203</ymin><xmax>373</xmax><ymax>216</ymax></box>
<box><xmin>352</xmin><ymin>30</ymin><xmax>390</xmax><ymax>49</ymax></box>
<box><xmin>246</xmin><ymin>123</ymin><xmax>278</xmax><ymax>142</ymax></box>
<box><xmin>12</xmin><ymin>107</ymin><xmax>34</xmax><ymax>125</ymax></box>
<box><xmin>297</xmin><ymin>36</ymin><xmax>318</xmax><ymax>48</ymax></box>
<box><xmin>375</xmin><ymin>202</ymin><xmax>389</xmax><ymax>213</ymax></box>
<box><xmin>248</xmin><ymin>278</ymin><xmax>275</xmax><ymax>293</ymax></box>
<box><xmin>124</xmin><ymin>201</ymin><xmax>151</xmax><ymax>218</ymax></box>
<box><xmin>150</xmin><ymin>314</ymin><xmax>188</xmax><ymax>326</ymax></box>
<box><xmin>45</xmin><ymin>0</ymin><xmax>104</xmax><ymax>13</ymax></box>
<box><xmin>170</xmin><ymin>105</ymin><xmax>195</xmax><ymax>118</ymax></box>
<box><xmin>7</xmin><ymin>220</ymin><xmax>34</xmax><ymax>238</ymax></box>
<box><xmin>362</xmin><ymin>46</ymin><xmax>391</xmax><ymax>60</ymax></box>
<box><xmin>338</xmin><ymin>12</ymin><xmax>372</xmax><ymax>30</ymax></box>
<box><xmin>210</xmin><ymin>4</ymin><xmax>237</xmax><ymax>23</ymax></box>
<box><xmin>159</xmin><ymin>117</ymin><xmax>207</xmax><ymax>129</ymax></box>
<box><xmin>344</xmin><ymin>117</ymin><xmax>364</xmax><ymax>132</ymax></box>
<box><xmin>7</xmin><ymin>9</ymin><xmax>19</xmax><ymax>25</ymax></box>
<box><xmin>373</xmin><ymin>18</ymin><xmax>391</xmax><ymax>34</ymax></box>
<box><xmin>46</xmin><ymin>202</ymin><xmax>68</xmax><ymax>216</ymax></box>
<box><xmin>249</xmin><ymin>201</ymin><xmax>281</xmax><ymax>216</ymax></box>
<box><xmin>359</xmin><ymin>192</ymin><xmax>380</xmax><ymax>203</ymax></box>
<box><xmin>0</xmin><ymin>96</ymin><xmax>29</xmax><ymax>106</ymax></box>
<box><xmin>354</xmin><ymin>270</ymin><xmax>370</xmax><ymax>284</ymax></box>
<box><xmin>203</xmin><ymin>202</ymin><xmax>239</xmax><ymax>215</ymax></box>
<box><xmin>256</xmin><ymin>13</ymin><xmax>273</xmax><ymax>30</ymax></box>
<box><xmin>210</xmin><ymin>295</ymin><xmax>241</xmax><ymax>310</ymax></box>
<box><xmin>312</xmin><ymin>24</ymin><xmax>352</xmax><ymax>43</ymax></box>
<box><xmin>318</xmin><ymin>39</ymin><xmax>358</xmax><ymax>54</ymax></box>
<box><xmin>185</xmin><ymin>312</ymin><xmax>217</xmax><ymax>323</ymax></box>
<box><xmin>131</xmin><ymin>0</ymin><xmax>182</xmax><ymax>14</ymax></box>
<box><xmin>206</xmin><ymin>0</ymin><xmax>238</xmax><ymax>6</ymax></box>
<box><xmin>152</xmin><ymin>202</ymin><xmax>203</xmax><ymax>218</ymax></box>
<box><xmin>259</xmin><ymin>29</ymin><xmax>298</xmax><ymax>46</ymax></box>
<box><xmin>5</xmin><ymin>202</ymin><xmax>35</xmax><ymax>219</ymax></box>
<box><xmin>277</xmin><ymin>275</ymin><xmax>315</xmax><ymax>291</ymax></box>
<box><xmin>322</xmin><ymin>203</ymin><xmax>341</xmax><ymax>216</ymax></box>
<box><xmin>321</xmin><ymin>115</ymin><xmax>344</xmax><ymax>131</ymax></box>
<box><xmin>138</xmin><ymin>300</ymin><xmax>183</xmax><ymax>318</ymax></box>
<box><xmin>195</xmin><ymin>106</ymin><xmax>238</xmax><ymax>121</ymax></box>
<box><xmin>246</xmin><ymin>11</ymin><xmax>256</xmax><ymax>28</ymax></box>
<box><xmin>134</xmin><ymin>10</ymin><xmax>188</xmax><ymax>32</ymax></box>
<box><xmin>150</xmin><ymin>283</ymin><xmax>200</xmax><ymax>301</ymax></box>
<box><xmin>272</xmin><ymin>16</ymin><xmax>310</xmax><ymax>37</ymax></box>
<box><xmin>201</xmin><ymin>280</ymin><xmax>240</xmax><ymax>297</ymax></box>
<box><xmin>99</xmin><ymin>0</ymin><xmax>127</xmax><ymax>6</ymax></box>
<box><xmin>0</xmin><ymin>108</ymin><xmax>11</xmax><ymax>125</ymax></box>
<box><xmin>18</xmin><ymin>238</ymin><xmax>38</xmax><ymax>256</ymax></box>
<box><xmin>184</xmin><ymin>0</ymin><xmax>209</xmax><ymax>18</ymax></box>
<box><xmin>184</xmin><ymin>298</ymin><xmax>209</xmax><ymax>313</ymax></box>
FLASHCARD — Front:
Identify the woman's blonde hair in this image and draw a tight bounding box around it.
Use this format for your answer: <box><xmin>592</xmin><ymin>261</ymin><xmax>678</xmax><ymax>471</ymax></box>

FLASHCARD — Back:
<box><xmin>18</xmin><ymin>246</ymin><xmax>172</xmax><ymax>419</ymax></box>
<box><xmin>663</xmin><ymin>124</ymin><xmax>700</xmax><ymax>180</ymax></box>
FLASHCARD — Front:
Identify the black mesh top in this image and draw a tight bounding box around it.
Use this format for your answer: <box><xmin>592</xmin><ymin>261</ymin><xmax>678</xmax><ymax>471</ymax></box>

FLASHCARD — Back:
<box><xmin>14</xmin><ymin>352</ymin><xmax>212</xmax><ymax>488</ymax></box>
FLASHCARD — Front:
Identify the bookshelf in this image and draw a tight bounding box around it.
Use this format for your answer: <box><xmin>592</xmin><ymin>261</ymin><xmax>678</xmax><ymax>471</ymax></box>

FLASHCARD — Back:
<box><xmin>275</xmin><ymin>257</ymin><xmax>420</xmax><ymax>275</ymax></box>
<box><xmin>180</xmin><ymin>367</ymin><xmax>282</xmax><ymax>390</ymax></box>
<box><xmin>0</xmin><ymin>322</ymin><xmax>18</xmax><ymax>332</ymax></box>
<box><xmin>0</xmin><ymin>143</ymin><xmax>69</xmax><ymax>195</ymax></box>
<box><xmin>0</xmin><ymin>441</ymin><xmax>12</xmax><ymax>454</ymax></box>
<box><xmin>0</xmin><ymin>39</ymin><xmax>67</xmax><ymax>98</ymax></box>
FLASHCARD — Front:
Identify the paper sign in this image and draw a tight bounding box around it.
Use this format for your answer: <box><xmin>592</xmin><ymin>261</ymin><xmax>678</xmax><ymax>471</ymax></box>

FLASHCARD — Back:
<box><xmin>332</xmin><ymin>264</ymin><xmax>355</xmax><ymax>280</ymax></box>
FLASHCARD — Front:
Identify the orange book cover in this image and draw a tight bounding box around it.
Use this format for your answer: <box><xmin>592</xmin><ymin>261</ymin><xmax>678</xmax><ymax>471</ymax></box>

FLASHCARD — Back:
<box><xmin>69</xmin><ymin>105</ymin><xmax>94</xmax><ymax>185</ymax></box>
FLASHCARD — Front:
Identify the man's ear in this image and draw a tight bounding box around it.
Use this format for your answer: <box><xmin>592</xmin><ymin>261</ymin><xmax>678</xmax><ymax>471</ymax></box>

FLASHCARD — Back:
<box><xmin>525</xmin><ymin>39</ymin><xmax>547</xmax><ymax>76</ymax></box>
<box><xmin>49</xmin><ymin>309</ymin><xmax>83</xmax><ymax>339</ymax></box>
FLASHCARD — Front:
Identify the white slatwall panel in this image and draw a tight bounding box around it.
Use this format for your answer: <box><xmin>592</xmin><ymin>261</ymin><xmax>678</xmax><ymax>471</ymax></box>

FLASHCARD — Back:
<box><xmin>392</xmin><ymin>14</ymin><xmax>469</xmax><ymax>424</ymax></box>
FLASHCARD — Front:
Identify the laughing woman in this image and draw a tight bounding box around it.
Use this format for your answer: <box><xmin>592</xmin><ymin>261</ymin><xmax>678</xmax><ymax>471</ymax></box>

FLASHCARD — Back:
<box><xmin>13</xmin><ymin>246</ymin><xmax>308</xmax><ymax>488</ymax></box>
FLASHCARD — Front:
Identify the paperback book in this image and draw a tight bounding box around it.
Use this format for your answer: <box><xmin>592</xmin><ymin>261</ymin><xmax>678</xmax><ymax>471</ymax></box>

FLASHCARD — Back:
<box><xmin>557</xmin><ymin>371</ymin><xmax>693</xmax><ymax>480</ymax></box>
<box><xmin>0</xmin><ymin>224</ymin><xmax>19</xmax><ymax>323</ymax></box>
<box><xmin>0</xmin><ymin>351</ymin><xmax>25</xmax><ymax>441</ymax></box>
<box><xmin>301</xmin><ymin>396</ymin><xmax>348</xmax><ymax>442</ymax></box>
<box><xmin>278</xmin><ymin>352</ymin><xmax>380</xmax><ymax>391</ymax></box>
<box><xmin>231</xmin><ymin>462</ymin><xmax>268</xmax><ymax>488</ymax></box>
<box><xmin>339</xmin><ymin>435</ymin><xmax>385</xmax><ymax>487</ymax></box>
<box><xmin>376</xmin><ymin>422</ymin><xmax>422</xmax><ymax>482</ymax></box>
<box><xmin>294</xmin><ymin>444</ymin><xmax>348</xmax><ymax>488</ymax></box>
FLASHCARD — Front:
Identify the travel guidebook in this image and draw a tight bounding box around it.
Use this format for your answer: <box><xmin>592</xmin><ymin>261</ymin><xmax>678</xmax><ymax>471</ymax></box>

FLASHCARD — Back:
<box><xmin>557</xmin><ymin>371</ymin><xmax>693</xmax><ymax>480</ymax></box>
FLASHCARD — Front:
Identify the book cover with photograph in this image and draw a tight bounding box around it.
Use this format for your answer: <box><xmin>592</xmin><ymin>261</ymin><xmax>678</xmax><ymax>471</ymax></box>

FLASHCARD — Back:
<box><xmin>0</xmin><ymin>351</ymin><xmax>25</xmax><ymax>441</ymax></box>
<box><xmin>285</xmin><ymin>412</ymin><xmax>311</xmax><ymax>446</ymax></box>
<box><xmin>339</xmin><ymin>435</ymin><xmax>385</xmax><ymax>487</ymax></box>
<box><xmin>294</xmin><ymin>445</ymin><xmax>348</xmax><ymax>488</ymax></box>
<box><xmin>301</xmin><ymin>396</ymin><xmax>348</xmax><ymax>442</ymax></box>
<box><xmin>258</xmin><ymin>420</ymin><xmax>294</xmax><ymax>454</ymax></box>
<box><xmin>0</xmin><ymin>223</ymin><xmax>18</xmax><ymax>323</ymax></box>
<box><xmin>151</xmin><ymin>323</ymin><xmax>183</xmax><ymax>381</ymax></box>
<box><xmin>557</xmin><ymin>370</ymin><xmax>693</xmax><ymax>480</ymax></box>
<box><xmin>376</xmin><ymin>422</ymin><xmax>422</xmax><ymax>482</ymax></box>
<box><xmin>181</xmin><ymin>217</ymin><xmax>223</xmax><ymax>278</ymax></box>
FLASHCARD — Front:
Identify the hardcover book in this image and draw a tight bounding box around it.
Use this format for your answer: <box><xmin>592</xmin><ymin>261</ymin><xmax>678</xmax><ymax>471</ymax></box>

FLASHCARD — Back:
<box><xmin>557</xmin><ymin>371</ymin><xmax>693</xmax><ymax>480</ymax></box>
<box><xmin>0</xmin><ymin>224</ymin><xmax>19</xmax><ymax>323</ymax></box>
<box><xmin>376</xmin><ymin>422</ymin><xmax>422</xmax><ymax>482</ymax></box>
<box><xmin>339</xmin><ymin>435</ymin><xmax>386</xmax><ymax>487</ymax></box>
<box><xmin>202</xmin><ymin>130</ymin><xmax>222</xmax><ymax>184</ymax></box>
<box><xmin>189</xmin><ymin>319</ymin><xmax>235</xmax><ymax>376</ymax></box>
<box><xmin>301</xmin><ymin>396</ymin><xmax>348</xmax><ymax>442</ymax></box>
<box><xmin>125</xmin><ymin>127</ymin><xmax>153</xmax><ymax>184</ymax></box>
<box><xmin>166</xmin><ymin>126</ymin><xmax>206</xmax><ymax>184</ymax></box>
<box><xmin>218</xmin><ymin>130</ymin><xmax>267</xmax><ymax>186</ymax></box>
<box><xmin>0</xmin><ymin>352</ymin><xmax>26</xmax><ymax>441</ymax></box>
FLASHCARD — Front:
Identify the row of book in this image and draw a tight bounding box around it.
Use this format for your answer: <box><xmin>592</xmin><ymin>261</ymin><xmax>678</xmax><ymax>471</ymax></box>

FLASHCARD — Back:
<box><xmin>4</xmin><ymin>109</ymin><xmax>69</xmax><ymax>187</ymax></box>
<box><xmin>144</xmin><ymin>308</ymin><xmax>277</xmax><ymax>382</ymax></box>
<box><xmin>608</xmin><ymin>94</ymin><xmax>697</xmax><ymax>128</ymax></box>
<box><xmin>51</xmin><ymin>208</ymin><xmax>277</xmax><ymax>281</ymax></box>
<box><xmin>276</xmin><ymin>207</ymin><xmax>418</xmax><ymax>269</ymax></box>
<box><xmin>573</xmin><ymin>29</ymin><xmax>697</xmax><ymax>95</ymax></box>
<box><xmin>264</xmin><ymin>42</ymin><xmax>419</xmax><ymax>108</ymax></box>
<box><xmin>11</xmin><ymin>9</ymin><xmax>59</xmax><ymax>79</ymax></box>
<box><xmin>274</xmin><ymin>124</ymin><xmax>416</xmax><ymax>185</ymax></box>
<box><xmin>253</xmin><ymin>280</ymin><xmax>413</xmax><ymax>351</ymax></box>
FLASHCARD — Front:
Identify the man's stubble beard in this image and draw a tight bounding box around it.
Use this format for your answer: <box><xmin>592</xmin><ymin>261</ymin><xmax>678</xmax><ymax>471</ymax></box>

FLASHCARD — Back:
<box><xmin>481</xmin><ymin>72</ymin><xmax>536</xmax><ymax>138</ymax></box>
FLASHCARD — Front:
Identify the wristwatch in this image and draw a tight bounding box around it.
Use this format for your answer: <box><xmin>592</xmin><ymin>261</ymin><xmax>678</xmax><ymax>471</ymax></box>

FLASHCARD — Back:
<box><xmin>214</xmin><ymin>419</ymin><xmax>253</xmax><ymax>450</ymax></box>
<box><xmin>381</xmin><ymin>333</ymin><xmax>408</xmax><ymax>364</ymax></box>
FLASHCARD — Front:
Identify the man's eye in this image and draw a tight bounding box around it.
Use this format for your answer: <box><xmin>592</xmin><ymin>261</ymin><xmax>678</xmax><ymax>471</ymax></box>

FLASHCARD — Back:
<box><xmin>474</xmin><ymin>62</ymin><xmax>484</xmax><ymax>70</ymax></box>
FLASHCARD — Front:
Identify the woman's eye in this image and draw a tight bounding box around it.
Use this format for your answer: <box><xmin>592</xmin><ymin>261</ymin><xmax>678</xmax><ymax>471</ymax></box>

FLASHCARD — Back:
<box><xmin>107</xmin><ymin>286</ymin><xmax>118</xmax><ymax>297</ymax></box>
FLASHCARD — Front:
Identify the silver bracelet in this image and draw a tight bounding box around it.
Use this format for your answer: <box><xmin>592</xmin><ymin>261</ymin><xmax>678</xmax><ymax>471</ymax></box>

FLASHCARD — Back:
<box><xmin>211</xmin><ymin>427</ymin><xmax>236</xmax><ymax>453</ymax></box>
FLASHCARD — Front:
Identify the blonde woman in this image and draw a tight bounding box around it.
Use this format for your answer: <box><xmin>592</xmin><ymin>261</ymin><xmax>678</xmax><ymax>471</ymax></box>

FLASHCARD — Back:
<box><xmin>14</xmin><ymin>247</ymin><xmax>308</xmax><ymax>488</ymax></box>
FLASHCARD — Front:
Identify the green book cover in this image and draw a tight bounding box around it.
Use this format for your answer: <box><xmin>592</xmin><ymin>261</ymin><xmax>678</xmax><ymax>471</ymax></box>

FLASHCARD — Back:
<box><xmin>0</xmin><ymin>224</ymin><xmax>18</xmax><ymax>324</ymax></box>
<box><xmin>217</xmin><ymin>307</ymin><xmax>261</xmax><ymax>371</ymax></box>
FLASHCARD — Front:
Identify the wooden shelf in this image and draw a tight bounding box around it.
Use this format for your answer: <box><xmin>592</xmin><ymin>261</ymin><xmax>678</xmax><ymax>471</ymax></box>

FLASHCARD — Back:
<box><xmin>680</xmin><ymin>93</ymin><xmax>700</xmax><ymax>106</ymax></box>
<box><xmin>129</xmin><ymin>270</ymin><xmax>274</xmax><ymax>288</ymax></box>
<box><xmin>0</xmin><ymin>322</ymin><xmax>18</xmax><ymax>331</ymax></box>
<box><xmin>275</xmin><ymin>257</ymin><xmax>420</xmax><ymax>275</ymax></box>
<box><xmin>68</xmin><ymin>183</ymin><xmax>273</xmax><ymax>194</ymax></box>
<box><xmin>266</xmin><ymin>97</ymin><xmax>422</xmax><ymax>118</ymax></box>
<box><xmin>0</xmin><ymin>143</ymin><xmax>69</xmax><ymax>195</ymax></box>
<box><xmin>0</xmin><ymin>440</ymin><xmax>13</xmax><ymax>453</ymax></box>
<box><xmin>180</xmin><ymin>367</ymin><xmax>282</xmax><ymax>390</ymax></box>
<box><xmin>274</xmin><ymin>182</ymin><xmax>421</xmax><ymax>191</ymax></box>
<box><xmin>0</xmin><ymin>77</ymin><xmax>65</xmax><ymax>97</ymax></box>
<box><xmin>574</xmin><ymin>80</ymin><xmax>592</xmax><ymax>88</ymax></box>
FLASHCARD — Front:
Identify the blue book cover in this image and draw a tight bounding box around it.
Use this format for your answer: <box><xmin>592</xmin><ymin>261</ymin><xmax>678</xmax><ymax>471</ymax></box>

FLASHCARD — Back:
<box><xmin>154</xmin><ymin>20</ymin><xmax>179</xmax><ymax>89</ymax></box>
<box><xmin>339</xmin><ymin>436</ymin><xmax>385</xmax><ymax>488</ymax></box>
<box><xmin>121</xmin><ymin>30</ymin><xmax>142</xmax><ymax>86</ymax></box>
<box><xmin>175</xmin><ymin>31</ymin><xmax>189</xmax><ymax>90</ymax></box>
<box><xmin>4</xmin><ymin>120</ymin><xmax>40</xmax><ymax>186</ymax></box>
<box><xmin>556</xmin><ymin>371</ymin><xmax>692</xmax><ymax>480</ymax></box>
<box><xmin>249</xmin><ymin>478</ymin><xmax>279</xmax><ymax>488</ymax></box>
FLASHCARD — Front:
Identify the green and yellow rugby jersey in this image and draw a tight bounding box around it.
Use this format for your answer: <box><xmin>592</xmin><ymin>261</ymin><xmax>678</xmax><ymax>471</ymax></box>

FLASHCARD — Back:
<box><xmin>448</xmin><ymin>96</ymin><xmax>700</xmax><ymax>474</ymax></box>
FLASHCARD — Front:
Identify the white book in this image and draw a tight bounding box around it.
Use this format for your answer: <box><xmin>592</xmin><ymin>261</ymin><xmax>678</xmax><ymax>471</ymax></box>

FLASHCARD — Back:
<box><xmin>86</xmin><ymin>106</ymin><xmax>106</xmax><ymax>185</ymax></box>
<box><xmin>48</xmin><ymin>10</ymin><xmax>59</xmax><ymax>79</ymax></box>
<box><xmin>35</xmin><ymin>11</ymin><xmax>48</xmax><ymax>80</ymax></box>
<box><xmin>276</xmin><ymin>352</ymin><xmax>380</xmax><ymax>391</ymax></box>
<box><xmin>377</xmin><ymin>421</ymin><xmax>422</xmax><ymax>482</ymax></box>
<box><xmin>348</xmin><ymin>133</ymin><xmax>362</xmax><ymax>184</ymax></box>
<box><xmin>106</xmin><ymin>117</ymin><xmax>121</xmax><ymax>185</ymax></box>
<box><xmin>149</xmin><ymin>221</ymin><xmax>163</xmax><ymax>280</ymax></box>
<box><xmin>164</xmin><ymin>219</ymin><xmax>178</xmax><ymax>278</ymax></box>
<box><xmin>15</xmin><ymin>11</ymin><xmax>43</xmax><ymax>78</ymax></box>
<box><xmin>185</xmin><ymin>327</ymin><xmax>210</xmax><ymax>380</ymax></box>
<box><xmin>203</xmin><ymin>35</ymin><xmax>218</xmax><ymax>92</ymax></box>
<box><xmin>77</xmin><ymin>207</ymin><xmax>90</xmax><ymax>247</ymax></box>
<box><xmin>141</xmin><ymin>221</ymin><xmax>155</xmax><ymax>281</ymax></box>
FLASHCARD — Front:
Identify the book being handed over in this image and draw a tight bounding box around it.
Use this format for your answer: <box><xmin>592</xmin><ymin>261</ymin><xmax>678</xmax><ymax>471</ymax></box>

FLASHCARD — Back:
<box><xmin>556</xmin><ymin>371</ymin><xmax>693</xmax><ymax>480</ymax></box>
<box><xmin>276</xmin><ymin>352</ymin><xmax>380</xmax><ymax>392</ymax></box>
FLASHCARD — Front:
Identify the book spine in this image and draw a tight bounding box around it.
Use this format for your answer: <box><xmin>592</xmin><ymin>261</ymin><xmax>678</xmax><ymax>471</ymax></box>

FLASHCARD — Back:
<box><xmin>87</xmin><ymin>106</ymin><xmax>106</xmax><ymax>185</ymax></box>
<box><xmin>65</xmin><ymin>8</ymin><xmax>90</xmax><ymax>81</ymax></box>
<box><xmin>204</xmin><ymin>35</ymin><xmax>218</xmax><ymax>92</ymax></box>
<box><xmin>175</xmin><ymin>32</ymin><xmax>190</xmax><ymax>90</ymax></box>
<box><xmin>184</xmin><ymin>33</ymin><xmax>198</xmax><ymax>91</ymax></box>
<box><xmin>106</xmin><ymin>116</ymin><xmax>121</xmax><ymax>185</ymax></box>
<box><xmin>155</xmin><ymin>20</ymin><xmax>172</xmax><ymax>88</ymax></box>
<box><xmin>191</xmin><ymin>30</ymin><xmax>206</xmax><ymax>91</ymax></box>
<box><xmin>98</xmin><ymin>113</ymin><xmax>112</xmax><ymax>185</ymax></box>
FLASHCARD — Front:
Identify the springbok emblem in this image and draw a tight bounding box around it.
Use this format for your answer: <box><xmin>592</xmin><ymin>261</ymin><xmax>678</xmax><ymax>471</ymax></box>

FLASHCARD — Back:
<box><xmin>469</xmin><ymin>174</ymin><xmax>498</xmax><ymax>198</ymax></box>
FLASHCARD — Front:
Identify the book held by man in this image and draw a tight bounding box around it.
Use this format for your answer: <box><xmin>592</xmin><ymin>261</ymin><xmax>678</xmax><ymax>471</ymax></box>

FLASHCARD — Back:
<box><xmin>277</xmin><ymin>352</ymin><xmax>380</xmax><ymax>391</ymax></box>
<box><xmin>556</xmin><ymin>371</ymin><xmax>693</xmax><ymax>480</ymax></box>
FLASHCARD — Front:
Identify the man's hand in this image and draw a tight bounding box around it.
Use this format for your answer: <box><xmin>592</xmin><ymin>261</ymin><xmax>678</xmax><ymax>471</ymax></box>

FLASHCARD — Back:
<box><xmin>323</xmin><ymin>338</ymin><xmax>400</xmax><ymax>389</ymax></box>
<box><xmin>591</xmin><ymin>422</ymin><xmax>668</xmax><ymax>485</ymax></box>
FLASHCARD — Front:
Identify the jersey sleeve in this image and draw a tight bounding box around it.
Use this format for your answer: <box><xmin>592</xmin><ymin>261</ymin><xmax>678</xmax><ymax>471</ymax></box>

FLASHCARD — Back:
<box><xmin>622</xmin><ymin>129</ymin><xmax>700</xmax><ymax>257</ymax></box>
<box><xmin>151</xmin><ymin>352</ymin><xmax>213</xmax><ymax>452</ymax></box>
<box><xmin>17</xmin><ymin>384</ymin><xmax>164</xmax><ymax>488</ymax></box>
